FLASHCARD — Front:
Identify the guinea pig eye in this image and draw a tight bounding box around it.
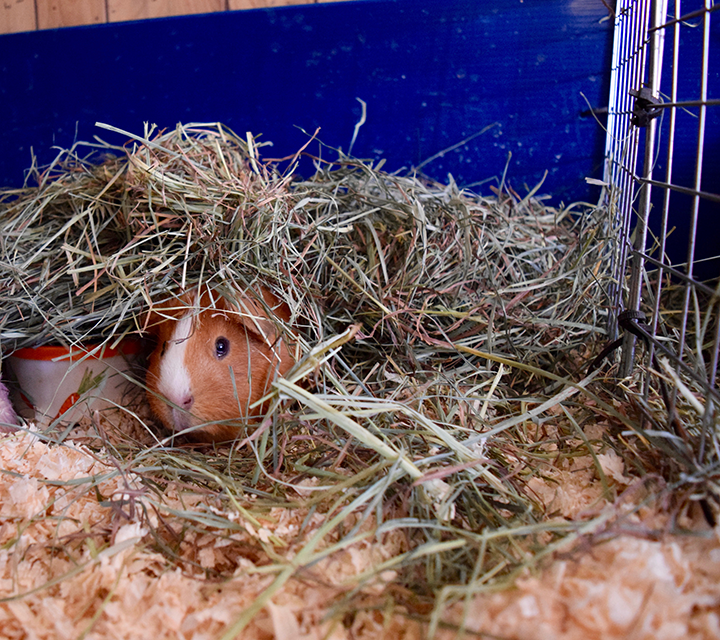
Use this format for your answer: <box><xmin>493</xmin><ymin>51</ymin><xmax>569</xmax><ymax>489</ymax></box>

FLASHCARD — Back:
<box><xmin>215</xmin><ymin>336</ymin><xmax>230</xmax><ymax>360</ymax></box>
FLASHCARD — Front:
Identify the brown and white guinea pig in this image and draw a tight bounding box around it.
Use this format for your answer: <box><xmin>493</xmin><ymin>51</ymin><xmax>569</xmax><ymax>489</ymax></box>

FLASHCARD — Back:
<box><xmin>144</xmin><ymin>285</ymin><xmax>295</xmax><ymax>442</ymax></box>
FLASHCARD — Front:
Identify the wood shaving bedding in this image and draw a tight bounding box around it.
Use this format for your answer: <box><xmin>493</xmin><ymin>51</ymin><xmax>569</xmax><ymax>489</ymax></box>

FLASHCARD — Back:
<box><xmin>1</xmin><ymin>429</ymin><xmax>718</xmax><ymax>640</ymax></box>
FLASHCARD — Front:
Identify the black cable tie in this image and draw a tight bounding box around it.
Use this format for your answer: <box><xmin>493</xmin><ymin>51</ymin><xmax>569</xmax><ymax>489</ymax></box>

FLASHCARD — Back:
<box><xmin>630</xmin><ymin>87</ymin><xmax>663</xmax><ymax>127</ymax></box>
<box><xmin>588</xmin><ymin>308</ymin><xmax>686</xmax><ymax>444</ymax></box>
<box><xmin>587</xmin><ymin>310</ymin><xmax>648</xmax><ymax>374</ymax></box>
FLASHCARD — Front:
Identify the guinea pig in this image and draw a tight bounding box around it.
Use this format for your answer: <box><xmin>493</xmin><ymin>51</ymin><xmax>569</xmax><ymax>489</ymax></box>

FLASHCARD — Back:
<box><xmin>144</xmin><ymin>285</ymin><xmax>295</xmax><ymax>442</ymax></box>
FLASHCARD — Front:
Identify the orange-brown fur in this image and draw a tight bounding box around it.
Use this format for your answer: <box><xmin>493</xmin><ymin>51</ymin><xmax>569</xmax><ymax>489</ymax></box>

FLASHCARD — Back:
<box><xmin>145</xmin><ymin>286</ymin><xmax>295</xmax><ymax>442</ymax></box>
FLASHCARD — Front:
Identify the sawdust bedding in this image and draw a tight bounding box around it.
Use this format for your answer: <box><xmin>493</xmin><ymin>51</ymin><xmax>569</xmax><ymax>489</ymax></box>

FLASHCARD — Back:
<box><xmin>1</xmin><ymin>424</ymin><xmax>718</xmax><ymax>640</ymax></box>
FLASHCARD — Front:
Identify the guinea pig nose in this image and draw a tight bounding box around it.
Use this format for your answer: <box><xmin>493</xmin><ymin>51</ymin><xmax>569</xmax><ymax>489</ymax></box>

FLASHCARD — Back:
<box><xmin>181</xmin><ymin>394</ymin><xmax>194</xmax><ymax>410</ymax></box>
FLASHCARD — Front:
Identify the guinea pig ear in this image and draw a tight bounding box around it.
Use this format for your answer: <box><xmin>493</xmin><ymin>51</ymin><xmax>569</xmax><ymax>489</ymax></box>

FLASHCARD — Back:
<box><xmin>222</xmin><ymin>291</ymin><xmax>289</xmax><ymax>346</ymax></box>
<box><xmin>233</xmin><ymin>299</ymin><xmax>281</xmax><ymax>344</ymax></box>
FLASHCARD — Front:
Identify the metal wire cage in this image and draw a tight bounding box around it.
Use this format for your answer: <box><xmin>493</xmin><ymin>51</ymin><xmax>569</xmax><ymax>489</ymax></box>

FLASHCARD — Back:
<box><xmin>603</xmin><ymin>0</ymin><xmax>719</xmax><ymax>493</ymax></box>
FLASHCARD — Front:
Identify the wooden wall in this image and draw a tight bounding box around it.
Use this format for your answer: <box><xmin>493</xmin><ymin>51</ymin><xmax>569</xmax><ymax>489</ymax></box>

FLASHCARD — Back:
<box><xmin>0</xmin><ymin>0</ymin><xmax>346</xmax><ymax>35</ymax></box>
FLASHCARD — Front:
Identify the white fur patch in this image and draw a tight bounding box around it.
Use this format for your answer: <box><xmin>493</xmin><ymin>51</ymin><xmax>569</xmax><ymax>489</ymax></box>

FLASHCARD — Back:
<box><xmin>158</xmin><ymin>314</ymin><xmax>193</xmax><ymax>405</ymax></box>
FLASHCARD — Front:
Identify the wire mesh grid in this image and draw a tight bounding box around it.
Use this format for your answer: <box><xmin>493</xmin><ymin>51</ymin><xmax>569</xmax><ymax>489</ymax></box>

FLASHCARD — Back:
<box><xmin>603</xmin><ymin>0</ymin><xmax>719</xmax><ymax>480</ymax></box>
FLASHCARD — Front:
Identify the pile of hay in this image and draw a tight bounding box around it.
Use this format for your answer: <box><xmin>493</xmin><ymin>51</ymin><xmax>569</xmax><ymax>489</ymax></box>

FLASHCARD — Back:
<box><xmin>1</xmin><ymin>122</ymin><xmax>718</xmax><ymax>639</ymax></box>
<box><xmin>0</xmin><ymin>122</ymin><xmax>606</xmax><ymax>357</ymax></box>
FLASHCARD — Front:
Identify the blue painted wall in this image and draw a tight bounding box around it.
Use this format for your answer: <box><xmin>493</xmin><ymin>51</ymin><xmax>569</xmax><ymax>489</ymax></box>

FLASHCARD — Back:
<box><xmin>0</xmin><ymin>0</ymin><xmax>612</xmax><ymax>205</ymax></box>
<box><xmin>648</xmin><ymin>13</ymin><xmax>720</xmax><ymax>281</ymax></box>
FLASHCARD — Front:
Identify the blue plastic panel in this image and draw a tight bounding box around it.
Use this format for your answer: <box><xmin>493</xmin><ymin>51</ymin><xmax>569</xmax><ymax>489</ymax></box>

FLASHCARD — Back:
<box><xmin>0</xmin><ymin>0</ymin><xmax>611</xmax><ymax>204</ymax></box>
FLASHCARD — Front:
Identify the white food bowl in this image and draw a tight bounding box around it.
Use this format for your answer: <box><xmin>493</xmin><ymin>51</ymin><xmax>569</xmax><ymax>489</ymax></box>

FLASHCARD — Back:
<box><xmin>5</xmin><ymin>340</ymin><xmax>141</xmax><ymax>428</ymax></box>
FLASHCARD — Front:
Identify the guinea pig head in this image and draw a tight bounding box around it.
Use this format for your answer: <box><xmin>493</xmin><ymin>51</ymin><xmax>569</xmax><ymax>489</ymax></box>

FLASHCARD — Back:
<box><xmin>145</xmin><ymin>287</ymin><xmax>294</xmax><ymax>441</ymax></box>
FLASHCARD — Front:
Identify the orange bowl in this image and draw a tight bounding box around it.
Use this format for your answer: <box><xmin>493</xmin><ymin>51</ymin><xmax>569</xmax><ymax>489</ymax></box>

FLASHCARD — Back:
<box><xmin>5</xmin><ymin>340</ymin><xmax>142</xmax><ymax>428</ymax></box>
